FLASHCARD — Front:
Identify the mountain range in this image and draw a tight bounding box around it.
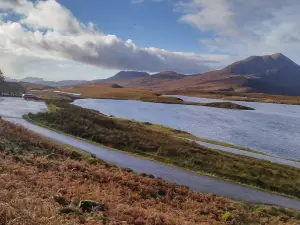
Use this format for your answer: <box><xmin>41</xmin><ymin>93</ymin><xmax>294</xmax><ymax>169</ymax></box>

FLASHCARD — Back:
<box><xmin>20</xmin><ymin>77</ymin><xmax>87</xmax><ymax>87</ymax></box>
<box><xmin>105</xmin><ymin>53</ymin><xmax>300</xmax><ymax>96</ymax></box>
<box><xmin>21</xmin><ymin>53</ymin><xmax>300</xmax><ymax>96</ymax></box>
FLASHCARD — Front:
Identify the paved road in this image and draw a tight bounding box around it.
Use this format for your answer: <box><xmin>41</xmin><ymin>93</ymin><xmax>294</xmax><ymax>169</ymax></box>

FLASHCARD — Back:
<box><xmin>1</xmin><ymin>97</ymin><xmax>300</xmax><ymax>210</ymax></box>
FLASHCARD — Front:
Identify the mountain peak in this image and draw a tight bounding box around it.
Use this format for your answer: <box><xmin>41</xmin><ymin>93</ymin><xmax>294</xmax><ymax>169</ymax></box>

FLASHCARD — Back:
<box><xmin>223</xmin><ymin>53</ymin><xmax>299</xmax><ymax>75</ymax></box>
<box><xmin>151</xmin><ymin>71</ymin><xmax>185</xmax><ymax>79</ymax></box>
<box><xmin>270</xmin><ymin>53</ymin><xmax>285</xmax><ymax>59</ymax></box>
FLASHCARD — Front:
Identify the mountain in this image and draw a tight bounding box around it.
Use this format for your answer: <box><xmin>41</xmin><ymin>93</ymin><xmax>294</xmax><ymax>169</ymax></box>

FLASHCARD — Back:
<box><xmin>20</xmin><ymin>53</ymin><xmax>300</xmax><ymax>95</ymax></box>
<box><xmin>151</xmin><ymin>71</ymin><xmax>185</xmax><ymax>79</ymax></box>
<box><xmin>223</xmin><ymin>53</ymin><xmax>299</xmax><ymax>75</ymax></box>
<box><xmin>20</xmin><ymin>77</ymin><xmax>88</xmax><ymax>87</ymax></box>
<box><xmin>98</xmin><ymin>71</ymin><xmax>186</xmax><ymax>88</ymax></box>
<box><xmin>21</xmin><ymin>77</ymin><xmax>45</xmax><ymax>83</ymax></box>
<box><xmin>94</xmin><ymin>71</ymin><xmax>150</xmax><ymax>83</ymax></box>
<box><xmin>220</xmin><ymin>53</ymin><xmax>300</xmax><ymax>95</ymax></box>
<box><xmin>105</xmin><ymin>53</ymin><xmax>300</xmax><ymax>96</ymax></box>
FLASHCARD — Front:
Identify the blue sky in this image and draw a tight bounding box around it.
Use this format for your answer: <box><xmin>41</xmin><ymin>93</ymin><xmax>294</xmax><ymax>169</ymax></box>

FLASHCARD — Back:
<box><xmin>0</xmin><ymin>0</ymin><xmax>299</xmax><ymax>81</ymax></box>
<box><xmin>58</xmin><ymin>0</ymin><xmax>211</xmax><ymax>53</ymax></box>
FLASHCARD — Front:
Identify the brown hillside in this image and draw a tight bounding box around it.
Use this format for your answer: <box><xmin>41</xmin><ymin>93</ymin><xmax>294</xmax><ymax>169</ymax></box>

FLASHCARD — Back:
<box><xmin>108</xmin><ymin>53</ymin><xmax>300</xmax><ymax>95</ymax></box>
<box><xmin>2</xmin><ymin>119</ymin><xmax>299</xmax><ymax>224</ymax></box>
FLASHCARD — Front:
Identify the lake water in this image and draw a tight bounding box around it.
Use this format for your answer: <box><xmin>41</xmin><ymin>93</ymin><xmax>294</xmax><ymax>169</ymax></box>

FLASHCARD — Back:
<box><xmin>73</xmin><ymin>97</ymin><xmax>300</xmax><ymax>160</ymax></box>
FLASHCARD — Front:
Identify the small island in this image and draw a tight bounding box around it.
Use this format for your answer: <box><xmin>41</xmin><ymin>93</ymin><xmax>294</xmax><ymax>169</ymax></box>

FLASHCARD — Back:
<box><xmin>197</xmin><ymin>101</ymin><xmax>254</xmax><ymax>110</ymax></box>
<box><xmin>139</xmin><ymin>95</ymin><xmax>254</xmax><ymax>110</ymax></box>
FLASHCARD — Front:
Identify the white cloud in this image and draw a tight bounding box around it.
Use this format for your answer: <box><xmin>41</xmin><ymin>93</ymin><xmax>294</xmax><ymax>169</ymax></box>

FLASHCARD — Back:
<box><xmin>177</xmin><ymin>0</ymin><xmax>300</xmax><ymax>63</ymax></box>
<box><xmin>21</xmin><ymin>0</ymin><xmax>85</xmax><ymax>34</ymax></box>
<box><xmin>177</xmin><ymin>0</ymin><xmax>238</xmax><ymax>36</ymax></box>
<box><xmin>0</xmin><ymin>0</ymin><xmax>227</xmax><ymax>77</ymax></box>
<box><xmin>0</xmin><ymin>0</ymin><xmax>33</xmax><ymax>14</ymax></box>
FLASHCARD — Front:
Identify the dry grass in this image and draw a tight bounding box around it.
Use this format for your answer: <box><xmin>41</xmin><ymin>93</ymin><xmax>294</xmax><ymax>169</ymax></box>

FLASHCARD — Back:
<box><xmin>1</xmin><ymin>120</ymin><xmax>300</xmax><ymax>224</ymax></box>
<box><xmin>58</xmin><ymin>83</ymin><xmax>156</xmax><ymax>100</ymax></box>
<box><xmin>33</xmin><ymin>84</ymin><xmax>251</xmax><ymax>110</ymax></box>
<box><xmin>20</xmin><ymin>82</ymin><xmax>52</xmax><ymax>92</ymax></box>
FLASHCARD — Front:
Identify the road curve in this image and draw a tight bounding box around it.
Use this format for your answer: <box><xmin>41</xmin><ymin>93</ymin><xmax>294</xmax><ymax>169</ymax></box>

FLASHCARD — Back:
<box><xmin>1</xmin><ymin>97</ymin><xmax>300</xmax><ymax>210</ymax></box>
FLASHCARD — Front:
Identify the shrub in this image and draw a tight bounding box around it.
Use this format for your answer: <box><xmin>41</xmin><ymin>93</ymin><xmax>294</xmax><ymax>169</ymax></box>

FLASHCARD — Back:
<box><xmin>59</xmin><ymin>207</ymin><xmax>82</xmax><ymax>216</ymax></box>
<box><xmin>54</xmin><ymin>196</ymin><xmax>69</xmax><ymax>206</ymax></box>
<box><xmin>70</xmin><ymin>151</ymin><xmax>82</xmax><ymax>161</ymax></box>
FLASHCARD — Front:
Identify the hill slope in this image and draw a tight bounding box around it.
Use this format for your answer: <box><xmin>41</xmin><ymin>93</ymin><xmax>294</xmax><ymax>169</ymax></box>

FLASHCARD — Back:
<box><xmin>2</xmin><ymin>119</ymin><xmax>299</xmax><ymax>224</ymax></box>
<box><xmin>20</xmin><ymin>77</ymin><xmax>88</xmax><ymax>87</ymax></box>
<box><xmin>94</xmin><ymin>71</ymin><xmax>150</xmax><ymax>83</ymax></box>
<box><xmin>110</xmin><ymin>53</ymin><xmax>300</xmax><ymax>95</ymax></box>
<box><xmin>107</xmin><ymin>71</ymin><xmax>186</xmax><ymax>88</ymax></box>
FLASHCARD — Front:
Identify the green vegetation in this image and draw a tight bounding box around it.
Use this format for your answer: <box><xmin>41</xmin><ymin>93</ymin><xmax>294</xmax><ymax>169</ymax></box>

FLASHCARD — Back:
<box><xmin>26</xmin><ymin>100</ymin><xmax>300</xmax><ymax>199</ymax></box>
<box><xmin>47</xmin><ymin>102</ymin><xmax>61</xmax><ymax>112</ymax></box>
<box><xmin>135</xmin><ymin>119</ymin><xmax>266</xmax><ymax>155</ymax></box>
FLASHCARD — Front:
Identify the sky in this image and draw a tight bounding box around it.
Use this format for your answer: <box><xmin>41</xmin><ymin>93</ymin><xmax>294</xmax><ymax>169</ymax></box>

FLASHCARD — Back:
<box><xmin>0</xmin><ymin>0</ymin><xmax>300</xmax><ymax>81</ymax></box>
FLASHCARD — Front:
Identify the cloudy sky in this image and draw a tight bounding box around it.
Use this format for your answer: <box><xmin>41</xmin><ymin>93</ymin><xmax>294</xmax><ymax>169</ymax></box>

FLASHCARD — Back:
<box><xmin>0</xmin><ymin>0</ymin><xmax>299</xmax><ymax>80</ymax></box>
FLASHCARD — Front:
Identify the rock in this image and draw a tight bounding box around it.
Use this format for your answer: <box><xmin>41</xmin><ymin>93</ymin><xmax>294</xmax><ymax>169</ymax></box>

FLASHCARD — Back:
<box><xmin>79</xmin><ymin>200</ymin><xmax>105</xmax><ymax>212</ymax></box>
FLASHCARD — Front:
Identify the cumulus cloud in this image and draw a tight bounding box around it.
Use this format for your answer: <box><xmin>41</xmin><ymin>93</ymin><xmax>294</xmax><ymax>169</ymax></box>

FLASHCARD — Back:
<box><xmin>0</xmin><ymin>0</ymin><xmax>224</xmax><ymax>75</ymax></box>
<box><xmin>177</xmin><ymin>0</ymin><xmax>300</xmax><ymax>62</ymax></box>
<box><xmin>21</xmin><ymin>0</ymin><xmax>85</xmax><ymax>34</ymax></box>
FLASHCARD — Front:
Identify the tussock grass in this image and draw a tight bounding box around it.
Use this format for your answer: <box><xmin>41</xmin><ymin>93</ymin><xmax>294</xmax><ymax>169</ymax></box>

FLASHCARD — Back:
<box><xmin>1</xmin><ymin>119</ymin><xmax>300</xmax><ymax>224</ymax></box>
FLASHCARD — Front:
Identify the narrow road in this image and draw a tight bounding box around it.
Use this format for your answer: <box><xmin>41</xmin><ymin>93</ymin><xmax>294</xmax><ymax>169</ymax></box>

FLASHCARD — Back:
<box><xmin>2</xmin><ymin>97</ymin><xmax>300</xmax><ymax>210</ymax></box>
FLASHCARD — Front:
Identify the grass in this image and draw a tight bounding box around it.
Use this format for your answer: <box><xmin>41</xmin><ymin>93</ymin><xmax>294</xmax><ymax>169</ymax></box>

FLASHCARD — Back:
<box><xmin>110</xmin><ymin>116</ymin><xmax>277</xmax><ymax>157</ymax></box>
<box><xmin>26</xmin><ymin>100</ymin><xmax>300</xmax><ymax>200</ymax></box>
<box><xmin>47</xmin><ymin>102</ymin><xmax>61</xmax><ymax>112</ymax></box>
<box><xmin>1</xmin><ymin>119</ymin><xmax>300</xmax><ymax>224</ymax></box>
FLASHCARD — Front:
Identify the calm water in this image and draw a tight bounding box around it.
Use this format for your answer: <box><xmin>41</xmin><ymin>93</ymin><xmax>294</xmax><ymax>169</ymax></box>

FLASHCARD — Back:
<box><xmin>74</xmin><ymin>97</ymin><xmax>300</xmax><ymax>160</ymax></box>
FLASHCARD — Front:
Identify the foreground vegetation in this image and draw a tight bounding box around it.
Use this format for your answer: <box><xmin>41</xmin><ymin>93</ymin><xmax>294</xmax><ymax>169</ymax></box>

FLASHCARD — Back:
<box><xmin>26</xmin><ymin>101</ymin><xmax>300</xmax><ymax>199</ymax></box>
<box><xmin>2</xmin><ymin>120</ymin><xmax>300</xmax><ymax>224</ymax></box>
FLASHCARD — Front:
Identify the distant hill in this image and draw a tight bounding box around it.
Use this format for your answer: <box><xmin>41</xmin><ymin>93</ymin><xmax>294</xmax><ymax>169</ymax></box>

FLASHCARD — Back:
<box><xmin>94</xmin><ymin>71</ymin><xmax>150</xmax><ymax>83</ymax></box>
<box><xmin>103</xmin><ymin>53</ymin><xmax>300</xmax><ymax>96</ymax></box>
<box><xmin>151</xmin><ymin>71</ymin><xmax>185</xmax><ymax>79</ymax></box>
<box><xmin>223</xmin><ymin>53</ymin><xmax>299</xmax><ymax>75</ymax></box>
<box><xmin>19</xmin><ymin>53</ymin><xmax>300</xmax><ymax>96</ymax></box>
<box><xmin>98</xmin><ymin>71</ymin><xmax>185</xmax><ymax>88</ymax></box>
<box><xmin>20</xmin><ymin>77</ymin><xmax>88</xmax><ymax>87</ymax></box>
<box><xmin>21</xmin><ymin>77</ymin><xmax>45</xmax><ymax>83</ymax></box>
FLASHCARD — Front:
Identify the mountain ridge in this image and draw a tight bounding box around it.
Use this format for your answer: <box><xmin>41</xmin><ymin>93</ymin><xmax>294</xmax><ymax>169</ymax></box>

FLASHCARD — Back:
<box><xmin>20</xmin><ymin>53</ymin><xmax>300</xmax><ymax>96</ymax></box>
<box><xmin>106</xmin><ymin>53</ymin><xmax>300</xmax><ymax>95</ymax></box>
